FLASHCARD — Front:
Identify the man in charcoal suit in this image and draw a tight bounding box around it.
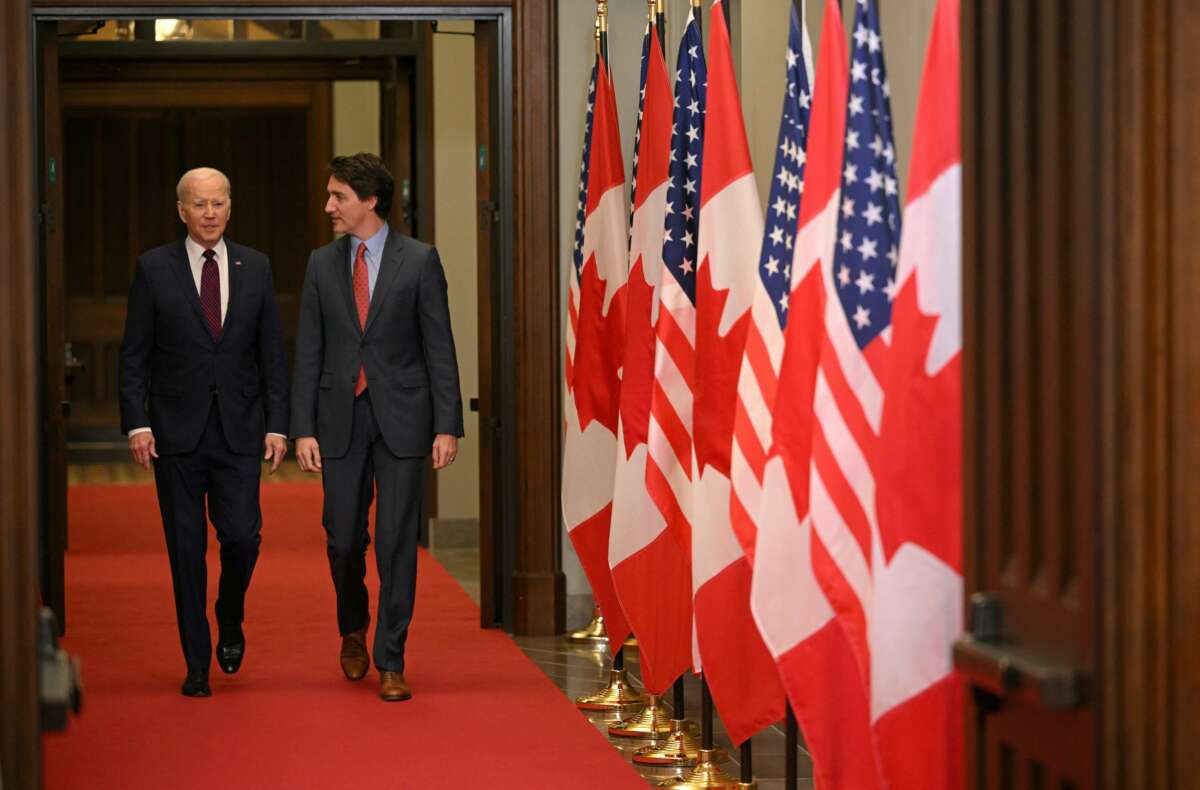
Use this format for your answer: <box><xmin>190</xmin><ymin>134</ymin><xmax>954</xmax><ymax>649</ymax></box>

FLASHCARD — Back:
<box><xmin>119</xmin><ymin>167</ymin><xmax>289</xmax><ymax>697</ymax></box>
<box><xmin>291</xmin><ymin>153</ymin><xmax>464</xmax><ymax>701</ymax></box>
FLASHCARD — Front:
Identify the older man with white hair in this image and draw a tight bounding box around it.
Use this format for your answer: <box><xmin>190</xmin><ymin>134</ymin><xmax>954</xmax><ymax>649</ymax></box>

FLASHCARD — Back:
<box><xmin>119</xmin><ymin>167</ymin><xmax>290</xmax><ymax>697</ymax></box>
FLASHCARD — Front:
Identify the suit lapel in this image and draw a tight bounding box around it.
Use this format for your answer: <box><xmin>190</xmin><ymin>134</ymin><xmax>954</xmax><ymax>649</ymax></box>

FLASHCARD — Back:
<box><xmin>363</xmin><ymin>230</ymin><xmax>405</xmax><ymax>336</ymax></box>
<box><xmin>222</xmin><ymin>240</ymin><xmax>244</xmax><ymax>342</ymax></box>
<box><xmin>332</xmin><ymin>235</ymin><xmax>361</xmax><ymax>336</ymax></box>
<box><xmin>170</xmin><ymin>239</ymin><xmax>215</xmax><ymax>345</ymax></box>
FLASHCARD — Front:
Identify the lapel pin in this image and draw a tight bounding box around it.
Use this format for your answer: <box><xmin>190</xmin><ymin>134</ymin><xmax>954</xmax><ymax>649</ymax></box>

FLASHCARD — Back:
<box><xmin>235</xmin><ymin>260</ymin><xmax>242</xmax><ymax>267</ymax></box>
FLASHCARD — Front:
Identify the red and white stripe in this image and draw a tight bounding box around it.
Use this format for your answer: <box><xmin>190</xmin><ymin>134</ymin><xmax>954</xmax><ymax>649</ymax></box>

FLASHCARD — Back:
<box><xmin>752</xmin><ymin>1</ymin><xmax>886</xmax><ymax>787</ymax></box>
<box><xmin>562</xmin><ymin>56</ymin><xmax>632</xmax><ymax>649</ymax></box>
<box><xmin>690</xmin><ymin>0</ymin><xmax>785</xmax><ymax>746</ymax></box>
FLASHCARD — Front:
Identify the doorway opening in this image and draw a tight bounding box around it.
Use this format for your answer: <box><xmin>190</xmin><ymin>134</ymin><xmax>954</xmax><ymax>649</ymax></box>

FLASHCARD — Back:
<box><xmin>34</xmin><ymin>10</ymin><xmax>517</xmax><ymax>638</ymax></box>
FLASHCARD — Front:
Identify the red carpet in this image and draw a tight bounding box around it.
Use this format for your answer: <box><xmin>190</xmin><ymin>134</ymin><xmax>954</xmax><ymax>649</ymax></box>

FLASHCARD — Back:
<box><xmin>45</xmin><ymin>484</ymin><xmax>644</xmax><ymax>789</ymax></box>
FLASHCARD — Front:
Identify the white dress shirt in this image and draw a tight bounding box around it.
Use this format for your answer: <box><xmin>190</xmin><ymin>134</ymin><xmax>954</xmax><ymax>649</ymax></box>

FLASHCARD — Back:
<box><xmin>128</xmin><ymin>236</ymin><xmax>284</xmax><ymax>442</ymax></box>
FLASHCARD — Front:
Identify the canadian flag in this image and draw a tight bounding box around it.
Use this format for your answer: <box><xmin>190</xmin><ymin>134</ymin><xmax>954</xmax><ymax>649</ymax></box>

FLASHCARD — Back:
<box><xmin>562</xmin><ymin>52</ymin><xmax>631</xmax><ymax>650</ymax></box>
<box><xmin>691</xmin><ymin>0</ymin><xmax>785</xmax><ymax>745</ymax></box>
<box><xmin>873</xmin><ymin>0</ymin><xmax>964</xmax><ymax>784</ymax></box>
<box><xmin>608</xmin><ymin>20</ymin><xmax>685</xmax><ymax>694</ymax></box>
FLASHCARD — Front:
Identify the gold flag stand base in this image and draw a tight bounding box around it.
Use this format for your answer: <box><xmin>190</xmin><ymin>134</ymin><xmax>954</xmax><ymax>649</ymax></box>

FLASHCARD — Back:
<box><xmin>609</xmin><ymin>693</ymin><xmax>673</xmax><ymax>738</ymax></box>
<box><xmin>633</xmin><ymin>720</ymin><xmax>705</xmax><ymax>767</ymax></box>
<box><xmin>575</xmin><ymin>667</ymin><xmax>645</xmax><ymax>712</ymax></box>
<box><xmin>567</xmin><ymin>607</ymin><xmax>609</xmax><ymax>646</ymax></box>
<box><xmin>657</xmin><ymin>749</ymin><xmax>738</xmax><ymax>788</ymax></box>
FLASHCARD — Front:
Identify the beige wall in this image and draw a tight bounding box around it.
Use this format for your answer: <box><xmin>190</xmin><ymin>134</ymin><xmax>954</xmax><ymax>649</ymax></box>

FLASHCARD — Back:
<box><xmin>332</xmin><ymin>81</ymin><xmax>380</xmax><ymax>157</ymax></box>
<box><xmin>330</xmin><ymin>33</ymin><xmax>481</xmax><ymax>523</ymax></box>
<box><xmin>557</xmin><ymin>0</ymin><xmax>938</xmax><ymax>596</ymax></box>
<box><xmin>432</xmin><ymin>20</ymin><xmax>481</xmax><ymax>521</ymax></box>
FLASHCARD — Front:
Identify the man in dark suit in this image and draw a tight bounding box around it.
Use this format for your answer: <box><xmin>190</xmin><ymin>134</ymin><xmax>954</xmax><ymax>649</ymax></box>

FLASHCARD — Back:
<box><xmin>291</xmin><ymin>153</ymin><xmax>463</xmax><ymax>702</ymax></box>
<box><xmin>119</xmin><ymin>167</ymin><xmax>290</xmax><ymax>697</ymax></box>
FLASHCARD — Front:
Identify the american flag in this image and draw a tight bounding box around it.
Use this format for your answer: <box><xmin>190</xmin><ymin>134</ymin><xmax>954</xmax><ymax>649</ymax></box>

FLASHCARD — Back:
<box><xmin>751</xmin><ymin>0</ymin><xmax>889</xmax><ymax>785</ymax></box>
<box><xmin>804</xmin><ymin>0</ymin><xmax>904</xmax><ymax>692</ymax></box>
<box><xmin>642</xmin><ymin>7</ymin><xmax>705</xmax><ymax>683</ymax></box>
<box><xmin>833</xmin><ymin>0</ymin><xmax>902</xmax><ymax>352</ymax></box>
<box><xmin>729</xmin><ymin>3</ymin><xmax>813</xmax><ymax>562</ymax></box>
<box><xmin>568</xmin><ymin>63</ymin><xmax>597</xmax><ymax>335</ymax></box>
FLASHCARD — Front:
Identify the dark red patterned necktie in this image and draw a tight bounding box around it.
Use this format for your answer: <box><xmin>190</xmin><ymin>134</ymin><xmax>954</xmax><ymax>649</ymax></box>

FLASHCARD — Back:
<box><xmin>353</xmin><ymin>243</ymin><xmax>369</xmax><ymax>396</ymax></box>
<box><xmin>200</xmin><ymin>249</ymin><xmax>222</xmax><ymax>342</ymax></box>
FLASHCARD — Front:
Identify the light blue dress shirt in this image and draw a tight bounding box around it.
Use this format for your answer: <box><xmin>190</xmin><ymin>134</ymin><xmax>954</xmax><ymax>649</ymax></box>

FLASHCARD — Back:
<box><xmin>349</xmin><ymin>222</ymin><xmax>390</xmax><ymax>298</ymax></box>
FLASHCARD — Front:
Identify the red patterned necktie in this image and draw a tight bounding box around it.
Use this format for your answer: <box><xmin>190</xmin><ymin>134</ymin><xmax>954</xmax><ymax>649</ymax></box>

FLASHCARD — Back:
<box><xmin>200</xmin><ymin>249</ymin><xmax>222</xmax><ymax>342</ymax></box>
<box><xmin>353</xmin><ymin>242</ymin><xmax>370</xmax><ymax>396</ymax></box>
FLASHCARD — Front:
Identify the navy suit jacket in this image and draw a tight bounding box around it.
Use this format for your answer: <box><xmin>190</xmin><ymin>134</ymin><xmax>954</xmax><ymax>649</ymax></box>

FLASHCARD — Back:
<box><xmin>118</xmin><ymin>239</ymin><xmax>290</xmax><ymax>456</ymax></box>
<box><xmin>289</xmin><ymin>230</ymin><xmax>464</xmax><ymax>459</ymax></box>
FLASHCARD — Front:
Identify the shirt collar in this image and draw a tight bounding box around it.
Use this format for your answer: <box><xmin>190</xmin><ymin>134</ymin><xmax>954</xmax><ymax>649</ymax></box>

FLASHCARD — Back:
<box><xmin>185</xmin><ymin>236</ymin><xmax>227</xmax><ymax>266</ymax></box>
<box><xmin>351</xmin><ymin>222</ymin><xmax>390</xmax><ymax>264</ymax></box>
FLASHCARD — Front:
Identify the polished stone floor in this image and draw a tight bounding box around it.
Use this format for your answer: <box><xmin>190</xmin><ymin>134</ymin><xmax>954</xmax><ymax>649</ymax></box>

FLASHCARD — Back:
<box><xmin>69</xmin><ymin>460</ymin><xmax>814</xmax><ymax>788</ymax></box>
<box><xmin>431</xmin><ymin>545</ymin><xmax>816</xmax><ymax>789</ymax></box>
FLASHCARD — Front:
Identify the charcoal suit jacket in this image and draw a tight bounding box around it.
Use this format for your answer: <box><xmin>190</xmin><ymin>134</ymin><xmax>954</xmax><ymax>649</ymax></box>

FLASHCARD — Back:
<box><xmin>289</xmin><ymin>229</ymin><xmax>464</xmax><ymax>458</ymax></box>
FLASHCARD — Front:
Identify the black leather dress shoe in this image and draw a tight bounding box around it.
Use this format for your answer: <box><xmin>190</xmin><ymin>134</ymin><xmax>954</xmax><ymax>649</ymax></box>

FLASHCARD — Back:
<box><xmin>216</xmin><ymin>628</ymin><xmax>245</xmax><ymax>675</ymax></box>
<box><xmin>181</xmin><ymin>669</ymin><xmax>211</xmax><ymax>698</ymax></box>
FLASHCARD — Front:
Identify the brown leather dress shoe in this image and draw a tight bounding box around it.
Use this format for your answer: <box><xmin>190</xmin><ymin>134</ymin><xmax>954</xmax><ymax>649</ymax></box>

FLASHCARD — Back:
<box><xmin>339</xmin><ymin>628</ymin><xmax>369</xmax><ymax>681</ymax></box>
<box><xmin>379</xmin><ymin>671</ymin><xmax>412</xmax><ymax>702</ymax></box>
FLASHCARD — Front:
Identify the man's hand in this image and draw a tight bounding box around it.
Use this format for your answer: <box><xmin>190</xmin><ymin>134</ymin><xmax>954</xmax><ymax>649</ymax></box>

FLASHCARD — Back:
<box><xmin>263</xmin><ymin>435</ymin><xmax>288</xmax><ymax>474</ymax></box>
<box><xmin>295</xmin><ymin>437</ymin><xmax>322</xmax><ymax>472</ymax></box>
<box><xmin>432</xmin><ymin>434</ymin><xmax>458</xmax><ymax>470</ymax></box>
<box><xmin>129</xmin><ymin>431</ymin><xmax>158</xmax><ymax>470</ymax></box>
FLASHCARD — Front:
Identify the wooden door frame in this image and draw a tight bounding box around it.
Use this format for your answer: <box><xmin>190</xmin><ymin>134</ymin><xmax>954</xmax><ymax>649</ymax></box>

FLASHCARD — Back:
<box><xmin>3</xmin><ymin>2</ymin><xmax>559</xmax><ymax>785</ymax></box>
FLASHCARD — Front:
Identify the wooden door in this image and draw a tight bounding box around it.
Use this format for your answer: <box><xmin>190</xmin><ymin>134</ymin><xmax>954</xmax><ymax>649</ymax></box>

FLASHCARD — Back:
<box><xmin>58</xmin><ymin>81</ymin><xmax>332</xmax><ymax>436</ymax></box>
<box><xmin>38</xmin><ymin>21</ymin><xmax>68</xmax><ymax>633</ymax></box>
<box><xmin>959</xmin><ymin>1</ymin><xmax>1200</xmax><ymax>787</ymax></box>
<box><xmin>475</xmin><ymin>18</ymin><xmax>501</xmax><ymax>627</ymax></box>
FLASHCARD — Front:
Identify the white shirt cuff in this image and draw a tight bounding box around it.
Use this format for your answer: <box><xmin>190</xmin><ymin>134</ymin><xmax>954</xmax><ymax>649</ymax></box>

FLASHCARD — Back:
<box><xmin>267</xmin><ymin>433</ymin><xmax>287</xmax><ymax>440</ymax></box>
<box><xmin>128</xmin><ymin>427</ymin><xmax>152</xmax><ymax>438</ymax></box>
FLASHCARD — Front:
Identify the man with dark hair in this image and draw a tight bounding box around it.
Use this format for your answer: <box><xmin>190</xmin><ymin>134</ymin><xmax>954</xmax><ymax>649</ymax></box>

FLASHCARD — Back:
<box><xmin>291</xmin><ymin>152</ymin><xmax>464</xmax><ymax>701</ymax></box>
<box><xmin>119</xmin><ymin>167</ymin><xmax>290</xmax><ymax>697</ymax></box>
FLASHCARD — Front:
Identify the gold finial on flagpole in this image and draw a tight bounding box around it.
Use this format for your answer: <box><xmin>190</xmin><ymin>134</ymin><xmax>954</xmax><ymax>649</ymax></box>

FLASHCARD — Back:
<box><xmin>597</xmin><ymin>0</ymin><xmax>609</xmax><ymax>34</ymax></box>
<box><xmin>648</xmin><ymin>0</ymin><xmax>656</xmax><ymax>23</ymax></box>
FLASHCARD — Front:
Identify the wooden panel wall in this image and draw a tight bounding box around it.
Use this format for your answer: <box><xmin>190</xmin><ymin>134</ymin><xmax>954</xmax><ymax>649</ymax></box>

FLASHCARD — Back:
<box><xmin>1</xmin><ymin>2</ymin><xmax>43</xmax><ymax>788</ymax></box>
<box><xmin>57</xmin><ymin>87</ymin><xmax>329</xmax><ymax>430</ymax></box>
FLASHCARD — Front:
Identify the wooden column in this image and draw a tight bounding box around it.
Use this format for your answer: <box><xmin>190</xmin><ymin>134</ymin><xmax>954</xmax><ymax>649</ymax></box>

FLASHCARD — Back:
<box><xmin>1</xmin><ymin>0</ymin><xmax>43</xmax><ymax>786</ymax></box>
<box><xmin>511</xmin><ymin>0</ymin><xmax>565</xmax><ymax>635</ymax></box>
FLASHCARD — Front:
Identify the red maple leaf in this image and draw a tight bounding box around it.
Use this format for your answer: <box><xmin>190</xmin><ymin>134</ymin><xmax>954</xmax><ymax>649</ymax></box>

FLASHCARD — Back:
<box><xmin>572</xmin><ymin>254</ymin><xmax>626</xmax><ymax>436</ymax></box>
<box><xmin>693</xmin><ymin>256</ymin><xmax>752</xmax><ymax>479</ymax></box>
<box><xmin>876</xmin><ymin>278</ymin><xmax>962</xmax><ymax>572</ymax></box>
<box><xmin>618</xmin><ymin>257</ymin><xmax>657</xmax><ymax>457</ymax></box>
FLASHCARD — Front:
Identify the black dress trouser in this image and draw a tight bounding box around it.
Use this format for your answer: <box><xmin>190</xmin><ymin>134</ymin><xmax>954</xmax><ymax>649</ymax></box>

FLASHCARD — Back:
<box><xmin>153</xmin><ymin>403</ymin><xmax>262</xmax><ymax>672</ymax></box>
<box><xmin>320</xmin><ymin>392</ymin><xmax>423</xmax><ymax>673</ymax></box>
